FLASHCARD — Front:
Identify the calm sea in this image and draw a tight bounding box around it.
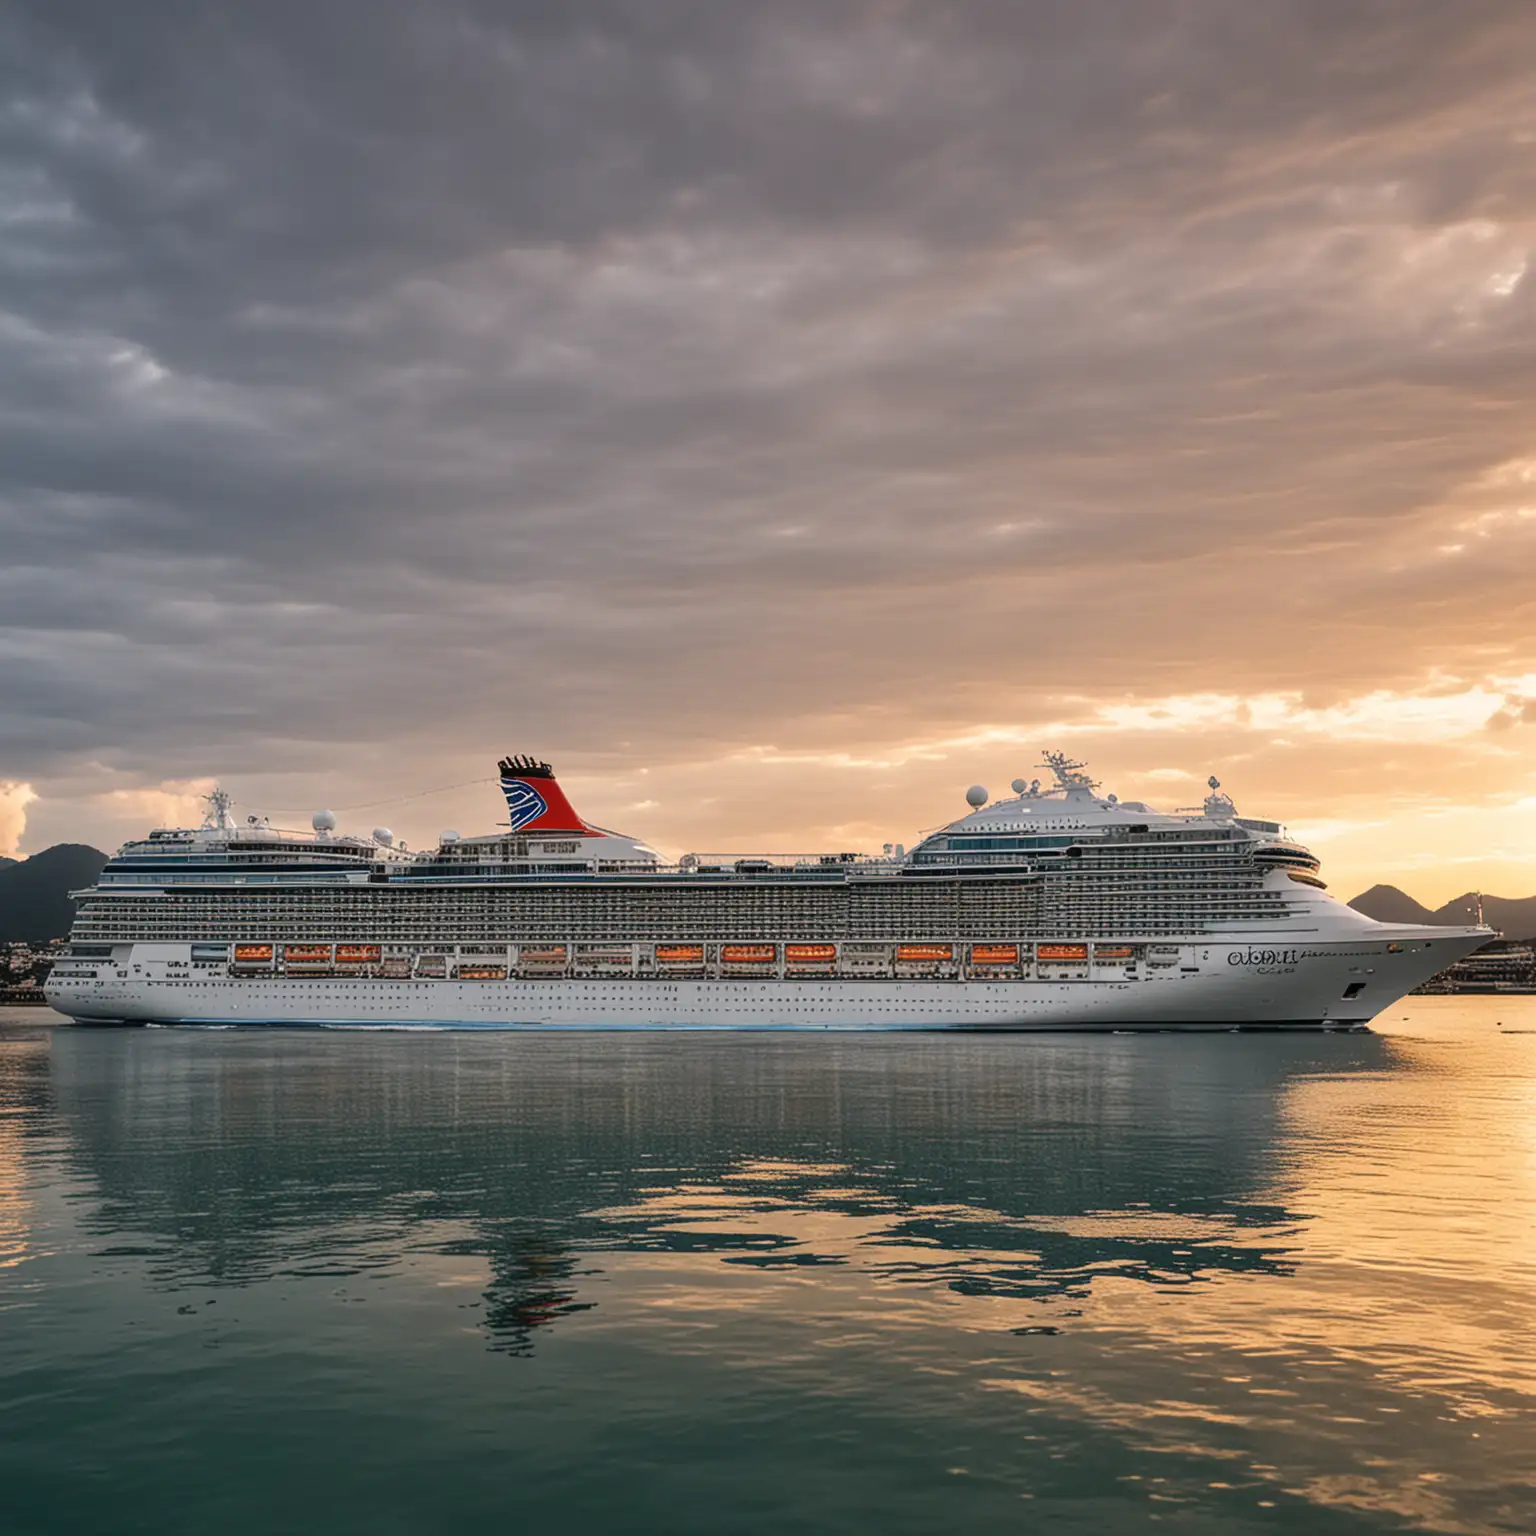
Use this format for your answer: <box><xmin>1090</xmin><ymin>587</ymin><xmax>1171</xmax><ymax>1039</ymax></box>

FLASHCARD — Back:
<box><xmin>2</xmin><ymin>1001</ymin><xmax>1533</xmax><ymax>1534</ymax></box>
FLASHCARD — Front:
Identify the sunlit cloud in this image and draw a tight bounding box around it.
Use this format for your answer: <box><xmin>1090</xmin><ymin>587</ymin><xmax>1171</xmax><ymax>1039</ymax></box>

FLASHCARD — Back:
<box><xmin>1082</xmin><ymin>684</ymin><xmax>1536</xmax><ymax>743</ymax></box>
<box><xmin>0</xmin><ymin>782</ymin><xmax>37</xmax><ymax>858</ymax></box>
<box><xmin>96</xmin><ymin>780</ymin><xmax>218</xmax><ymax>832</ymax></box>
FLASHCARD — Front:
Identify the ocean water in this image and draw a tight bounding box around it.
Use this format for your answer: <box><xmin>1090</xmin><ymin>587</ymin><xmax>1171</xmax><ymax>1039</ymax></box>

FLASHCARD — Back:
<box><xmin>1</xmin><ymin>1001</ymin><xmax>1533</xmax><ymax>1535</ymax></box>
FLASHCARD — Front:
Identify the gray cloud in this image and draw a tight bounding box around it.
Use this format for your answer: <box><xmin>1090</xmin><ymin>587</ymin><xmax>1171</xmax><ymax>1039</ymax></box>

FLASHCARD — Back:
<box><xmin>2</xmin><ymin>1</ymin><xmax>1535</xmax><ymax>872</ymax></box>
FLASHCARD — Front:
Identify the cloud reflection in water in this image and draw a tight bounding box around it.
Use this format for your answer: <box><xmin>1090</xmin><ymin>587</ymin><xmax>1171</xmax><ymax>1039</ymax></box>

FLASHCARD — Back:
<box><xmin>1</xmin><ymin>1008</ymin><xmax>1532</xmax><ymax>1532</ymax></box>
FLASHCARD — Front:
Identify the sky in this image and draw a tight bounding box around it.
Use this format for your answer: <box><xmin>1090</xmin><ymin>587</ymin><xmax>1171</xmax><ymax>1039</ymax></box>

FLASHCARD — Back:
<box><xmin>1</xmin><ymin>0</ymin><xmax>1534</xmax><ymax>904</ymax></box>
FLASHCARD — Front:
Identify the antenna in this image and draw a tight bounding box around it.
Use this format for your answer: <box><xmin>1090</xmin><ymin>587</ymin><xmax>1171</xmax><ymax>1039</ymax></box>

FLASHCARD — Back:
<box><xmin>200</xmin><ymin>786</ymin><xmax>234</xmax><ymax>832</ymax></box>
<box><xmin>1039</xmin><ymin>751</ymin><xmax>1098</xmax><ymax>792</ymax></box>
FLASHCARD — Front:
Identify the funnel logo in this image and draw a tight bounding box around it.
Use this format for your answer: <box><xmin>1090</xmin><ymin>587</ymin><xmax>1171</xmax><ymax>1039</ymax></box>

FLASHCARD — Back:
<box><xmin>501</xmin><ymin>777</ymin><xmax>549</xmax><ymax>831</ymax></box>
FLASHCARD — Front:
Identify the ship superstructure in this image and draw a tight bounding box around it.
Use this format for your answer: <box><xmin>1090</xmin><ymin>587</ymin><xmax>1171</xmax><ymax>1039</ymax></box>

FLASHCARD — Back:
<box><xmin>47</xmin><ymin>754</ymin><xmax>1491</xmax><ymax>1030</ymax></box>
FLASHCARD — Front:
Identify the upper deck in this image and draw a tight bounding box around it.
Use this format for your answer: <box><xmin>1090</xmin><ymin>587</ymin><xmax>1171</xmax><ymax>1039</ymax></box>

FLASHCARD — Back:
<box><xmin>87</xmin><ymin>752</ymin><xmax>1319</xmax><ymax>893</ymax></box>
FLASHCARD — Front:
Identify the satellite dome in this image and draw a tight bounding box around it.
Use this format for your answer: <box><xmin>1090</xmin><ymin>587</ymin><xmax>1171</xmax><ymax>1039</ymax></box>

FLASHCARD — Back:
<box><xmin>312</xmin><ymin>809</ymin><xmax>337</xmax><ymax>833</ymax></box>
<box><xmin>372</xmin><ymin>827</ymin><xmax>394</xmax><ymax>846</ymax></box>
<box><xmin>965</xmin><ymin>785</ymin><xmax>989</xmax><ymax>808</ymax></box>
<box><xmin>440</xmin><ymin>830</ymin><xmax>461</xmax><ymax>844</ymax></box>
<box><xmin>1011</xmin><ymin>778</ymin><xmax>1028</xmax><ymax>795</ymax></box>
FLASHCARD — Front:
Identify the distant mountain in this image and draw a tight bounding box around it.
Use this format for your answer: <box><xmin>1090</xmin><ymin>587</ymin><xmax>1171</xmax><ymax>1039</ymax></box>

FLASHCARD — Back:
<box><xmin>1347</xmin><ymin>884</ymin><xmax>1436</xmax><ymax>926</ymax></box>
<box><xmin>0</xmin><ymin>844</ymin><xmax>110</xmax><ymax>943</ymax></box>
<box><xmin>1349</xmin><ymin>885</ymin><xmax>1536</xmax><ymax>940</ymax></box>
<box><xmin>0</xmin><ymin>855</ymin><xmax>15</xmax><ymax>870</ymax></box>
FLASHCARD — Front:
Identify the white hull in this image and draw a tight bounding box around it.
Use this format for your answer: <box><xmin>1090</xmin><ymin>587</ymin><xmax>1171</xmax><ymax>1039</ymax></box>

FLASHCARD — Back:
<box><xmin>48</xmin><ymin>931</ymin><xmax>1485</xmax><ymax>1030</ymax></box>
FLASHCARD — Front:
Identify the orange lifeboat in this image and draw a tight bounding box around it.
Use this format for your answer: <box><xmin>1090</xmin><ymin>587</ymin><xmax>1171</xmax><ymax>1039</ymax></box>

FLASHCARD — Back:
<box><xmin>656</xmin><ymin>944</ymin><xmax>705</xmax><ymax>964</ymax></box>
<box><xmin>284</xmin><ymin>944</ymin><xmax>332</xmax><ymax>962</ymax></box>
<box><xmin>457</xmin><ymin>965</ymin><xmax>507</xmax><ymax>980</ymax></box>
<box><xmin>1038</xmin><ymin>943</ymin><xmax>1089</xmax><ymax>962</ymax></box>
<box><xmin>897</xmin><ymin>943</ymin><xmax>952</xmax><ymax>962</ymax></box>
<box><xmin>785</xmin><ymin>944</ymin><xmax>837</xmax><ymax>964</ymax></box>
<box><xmin>970</xmin><ymin>944</ymin><xmax>1019</xmax><ymax>965</ymax></box>
<box><xmin>519</xmin><ymin>946</ymin><xmax>568</xmax><ymax>965</ymax></box>
<box><xmin>722</xmin><ymin>944</ymin><xmax>776</xmax><ymax>964</ymax></box>
<box><xmin>336</xmin><ymin>944</ymin><xmax>381</xmax><ymax>964</ymax></box>
<box><xmin>234</xmin><ymin>943</ymin><xmax>274</xmax><ymax>963</ymax></box>
<box><xmin>1094</xmin><ymin>945</ymin><xmax>1135</xmax><ymax>960</ymax></box>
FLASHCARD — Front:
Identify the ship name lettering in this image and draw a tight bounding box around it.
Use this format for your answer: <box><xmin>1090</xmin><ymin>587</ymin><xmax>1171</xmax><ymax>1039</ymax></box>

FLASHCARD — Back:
<box><xmin>1227</xmin><ymin>948</ymin><xmax>1301</xmax><ymax>968</ymax></box>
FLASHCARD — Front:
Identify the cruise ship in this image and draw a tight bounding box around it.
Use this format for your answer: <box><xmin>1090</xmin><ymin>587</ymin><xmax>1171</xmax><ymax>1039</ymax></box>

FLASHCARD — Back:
<box><xmin>46</xmin><ymin>754</ymin><xmax>1491</xmax><ymax>1030</ymax></box>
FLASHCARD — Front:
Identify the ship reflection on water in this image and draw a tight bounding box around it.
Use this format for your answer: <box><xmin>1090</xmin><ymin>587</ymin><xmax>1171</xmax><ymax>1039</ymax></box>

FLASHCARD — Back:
<box><xmin>3</xmin><ymin>1010</ymin><xmax>1534</xmax><ymax>1533</ymax></box>
<box><xmin>32</xmin><ymin>1029</ymin><xmax>1344</xmax><ymax>1350</ymax></box>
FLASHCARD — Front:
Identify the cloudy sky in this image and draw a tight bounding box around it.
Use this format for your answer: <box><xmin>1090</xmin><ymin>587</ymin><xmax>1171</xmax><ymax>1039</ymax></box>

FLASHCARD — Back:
<box><xmin>2</xmin><ymin>0</ymin><xmax>1534</xmax><ymax>902</ymax></box>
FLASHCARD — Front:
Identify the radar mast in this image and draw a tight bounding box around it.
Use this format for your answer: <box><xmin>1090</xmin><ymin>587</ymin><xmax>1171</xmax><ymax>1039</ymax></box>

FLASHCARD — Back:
<box><xmin>200</xmin><ymin>786</ymin><xmax>234</xmax><ymax>832</ymax></box>
<box><xmin>1202</xmin><ymin>775</ymin><xmax>1236</xmax><ymax>818</ymax></box>
<box><xmin>1039</xmin><ymin>751</ymin><xmax>1099</xmax><ymax>793</ymax></box>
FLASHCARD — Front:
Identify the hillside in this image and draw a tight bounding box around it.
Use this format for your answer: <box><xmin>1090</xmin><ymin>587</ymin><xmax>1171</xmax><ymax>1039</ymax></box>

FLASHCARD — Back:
<box><xmin>1349</xmin><ymin>885</ymin><xmax>1536</xmax><ymax>940</ymax></box>
<box><xmin>0</xmin><ymin>844</ymin><xmax>110</xmax><ymax>943</ymax></box>
<box><xmin>1346</xmin><ymin>884</ymin><xmax>1436</xmax><ymax>926</ymax></box>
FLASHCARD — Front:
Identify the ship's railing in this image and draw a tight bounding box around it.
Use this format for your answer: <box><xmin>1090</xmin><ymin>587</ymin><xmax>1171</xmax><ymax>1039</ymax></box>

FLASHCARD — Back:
<box><xmin>678</xmin><ymin>853</ymin><xmax>898</xmax><ymax>871</ymax></box>
<box><xmin>392</xmin><ymin>853</ymin><xmax>913</xmax><ymax>882</ymax></box>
